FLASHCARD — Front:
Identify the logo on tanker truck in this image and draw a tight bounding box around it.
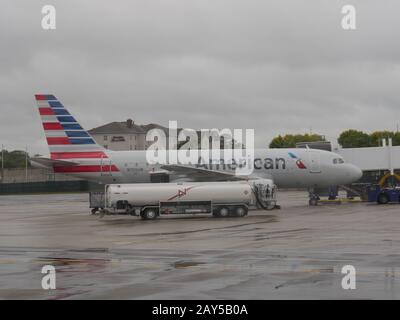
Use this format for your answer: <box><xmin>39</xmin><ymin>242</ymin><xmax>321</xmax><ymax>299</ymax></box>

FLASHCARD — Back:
<box><xmin>168</xmin><ymin>187</ymin><xmax>194</xmax><ymax>201</ymax></box>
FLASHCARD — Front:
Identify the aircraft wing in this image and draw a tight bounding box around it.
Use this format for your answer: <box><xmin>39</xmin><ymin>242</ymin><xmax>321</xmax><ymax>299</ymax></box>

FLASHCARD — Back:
<box><xmin>30</xmin><ymin>157</ymin><xmax>79</xmax><ymax>168</ymax></box>
<box><xmin>161</xmin><ymin>164</ymin><xmax>250</xmax><ymax>181</ymax></box>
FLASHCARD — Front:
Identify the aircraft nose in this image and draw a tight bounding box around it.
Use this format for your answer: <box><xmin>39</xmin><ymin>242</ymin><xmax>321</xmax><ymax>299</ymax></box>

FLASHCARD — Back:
<box><xmin>349</xmin><ymin>164</ymin><xmax>363</xmax><ymax>182</ymax></box>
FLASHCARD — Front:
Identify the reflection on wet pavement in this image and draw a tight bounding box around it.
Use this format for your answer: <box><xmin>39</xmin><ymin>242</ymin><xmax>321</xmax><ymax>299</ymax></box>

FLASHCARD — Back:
<box><xmin>0</xmin><ymin>191</ymin><xmax>399</xmax><ymax>299</ymax></box>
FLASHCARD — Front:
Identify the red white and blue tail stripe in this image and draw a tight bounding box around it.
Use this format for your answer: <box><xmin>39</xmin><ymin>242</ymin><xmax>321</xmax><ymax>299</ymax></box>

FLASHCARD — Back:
<box><xmin>35</xmin><ymin>94</ymin><xmax>119</xmax><ymax>174</ymax></box>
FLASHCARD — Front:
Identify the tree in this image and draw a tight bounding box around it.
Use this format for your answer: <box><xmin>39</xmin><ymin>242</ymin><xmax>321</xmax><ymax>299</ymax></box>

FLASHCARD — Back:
<box><xmin>369</xmin><ymin>131</ymin><xmax>395</xmax><ymax>147</ymax></box>
<box><xmin>337</xmin><ymin>130</ymin><xmax>371</xmax><ymax>148</ymax></box>
<box><xmin>393</xmin><ymin>132</ymin><xmax>400</xmax><ymax>146</ymax></box>
<box><xmin>269</xmin><ymin>134</ymin><xmax>324</xmax><ymax>148</ymax></box>
<box><xmin>269</xmin><ymin>135</ymin><xmax>285</xmax><ymax>148</ymax></box>
<box><xmin>0</xmin><ymin>150</ymin><xmax>30</xmax><ymax>168</ymax></box>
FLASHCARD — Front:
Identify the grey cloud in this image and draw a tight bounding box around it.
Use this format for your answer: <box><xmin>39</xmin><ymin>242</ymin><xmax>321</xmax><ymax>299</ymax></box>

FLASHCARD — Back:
<box><xmin>1</xmin><ymin>0</ymin><xmax>400</xmax><ymax>155</ymax></box>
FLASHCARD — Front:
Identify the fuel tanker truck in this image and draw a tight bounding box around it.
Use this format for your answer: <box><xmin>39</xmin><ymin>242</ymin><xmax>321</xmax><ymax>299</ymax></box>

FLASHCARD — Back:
<box><xmin>103</xmin><ymin>179</ymin><xmax>277</xmax><ymax>220</ymax></box>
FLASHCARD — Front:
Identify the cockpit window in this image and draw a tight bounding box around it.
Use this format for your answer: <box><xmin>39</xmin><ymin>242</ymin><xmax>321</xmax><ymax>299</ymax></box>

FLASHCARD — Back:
<box><xmin>333</xmin><ymin>158</ymin><xmax>344</xmax><ymax>164</ymax></box>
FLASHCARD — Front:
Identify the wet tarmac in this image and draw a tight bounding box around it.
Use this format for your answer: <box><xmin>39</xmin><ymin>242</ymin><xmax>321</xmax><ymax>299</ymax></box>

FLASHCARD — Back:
<box><xmin>0</xmin><ymin>191</ymin><xmax>399</xmax><ymax>299</ymax></box>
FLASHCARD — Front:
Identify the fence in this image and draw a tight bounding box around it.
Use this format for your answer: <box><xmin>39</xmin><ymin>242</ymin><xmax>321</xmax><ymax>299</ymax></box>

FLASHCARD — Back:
<box><xmin>0</xmin><ymin>180</ymin><xmax>92</xmax><ymax>195</ymax></box>
<box><xmin>0</xmin><ymin>168</ymin><xmax>80</xmax><ymax>184</ymax></box>
<box><xmin>0</xmin><ymin>167</ymin><xmax>108</xmax><ymax>194</ymax></box>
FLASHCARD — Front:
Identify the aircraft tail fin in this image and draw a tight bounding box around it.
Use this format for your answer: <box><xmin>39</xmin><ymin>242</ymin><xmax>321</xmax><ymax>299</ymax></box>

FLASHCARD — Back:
<box><xmin>34</xmin><ymin>94</ymin><xmax>107</xmax><ymax>160</ymax></box>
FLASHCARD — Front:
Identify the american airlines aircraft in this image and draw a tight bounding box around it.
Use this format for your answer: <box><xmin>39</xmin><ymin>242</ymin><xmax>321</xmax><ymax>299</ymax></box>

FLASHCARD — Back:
<box><xmin>31</xmin><ymin>94</ymin><xmax>362</xmax><ymax>204</ymax></box>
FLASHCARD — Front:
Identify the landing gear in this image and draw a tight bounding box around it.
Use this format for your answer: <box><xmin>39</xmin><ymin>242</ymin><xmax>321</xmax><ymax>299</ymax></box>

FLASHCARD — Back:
<box><xmin>308</xmin><ymin>190</ymin><xmax>320</xmax><ymax>206</ymax></box>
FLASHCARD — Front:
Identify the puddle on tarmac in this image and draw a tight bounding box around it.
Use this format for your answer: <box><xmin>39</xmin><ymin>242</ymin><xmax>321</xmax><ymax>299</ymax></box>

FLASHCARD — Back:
<box><xmin>173</xmin><ymin>260</ymin><xmax>206</xmax><ymax>269</ymax></box>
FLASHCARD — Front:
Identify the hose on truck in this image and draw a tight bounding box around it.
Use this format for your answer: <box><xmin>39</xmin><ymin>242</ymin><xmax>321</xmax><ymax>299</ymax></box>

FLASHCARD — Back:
<box><xmin>251</xmin><ymin>184</ymin><xmax>276</xmax><ymax>210</ymax></box>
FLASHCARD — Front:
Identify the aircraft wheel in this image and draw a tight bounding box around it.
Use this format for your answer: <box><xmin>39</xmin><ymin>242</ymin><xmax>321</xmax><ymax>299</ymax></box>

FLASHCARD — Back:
<box><xmin>141</xmin><ymin>208</ymin><xmax>158</xmax><ymax>220</ymax></box>
<box><xmin>377</xmin><ymin>193</ymin><xmax>389</xmax><ymax>205</ymax></box>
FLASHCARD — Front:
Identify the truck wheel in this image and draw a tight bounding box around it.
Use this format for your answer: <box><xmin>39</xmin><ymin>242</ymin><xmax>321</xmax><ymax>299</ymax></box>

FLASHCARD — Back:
<box><xmin>309</xmin><ymin>198</ymin><xmax>318</xmax><ymax>206</ymax></box>
<box><xmin>265</xmin><ymin>201</ymin><xmax>276</xmax><ymax>210</ymax></box>
<box><xmin>377</xmin><ymin>193</ymin><xmax>389</xmax><ymax>204</ymax></box>
<box><xmin>141</xmin><ymin>208</ymin><xmax>158</xmax><ymax>220</ymax></box>
<box><xmin>214</xmin><ymin>207</ymin><xmax>229</xmax><ymax>218</ymax></box>
<box><xmin>233</xmin><ymin>206</ymin><xmax>248</xmax><ymax>217</ymax></box>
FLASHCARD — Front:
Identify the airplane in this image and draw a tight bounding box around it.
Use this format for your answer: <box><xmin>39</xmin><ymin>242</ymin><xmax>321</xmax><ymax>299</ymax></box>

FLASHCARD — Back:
<box><xmin>31</xmin><ymin>94</ymin><xmax>363</xmax><ymax>205</ymax></box>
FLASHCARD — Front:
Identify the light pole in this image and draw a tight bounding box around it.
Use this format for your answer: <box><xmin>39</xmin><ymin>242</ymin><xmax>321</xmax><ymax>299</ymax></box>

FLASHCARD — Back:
<box><xmin>1</xmin><ymin>144</ymin><xmax>4</xmax><ymax>183</ymax></box>
<box><xmin>25</xmin><ymin>146</ymin><xmax>28</xmax><ymax>183</ymax></box>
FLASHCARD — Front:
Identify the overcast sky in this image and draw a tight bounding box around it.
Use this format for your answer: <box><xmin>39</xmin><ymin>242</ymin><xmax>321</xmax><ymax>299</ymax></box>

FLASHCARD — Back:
<box><xmin>1</xmin><ymin>0</ymin><xmax>399</xmax><ymax>155</ymax></box>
